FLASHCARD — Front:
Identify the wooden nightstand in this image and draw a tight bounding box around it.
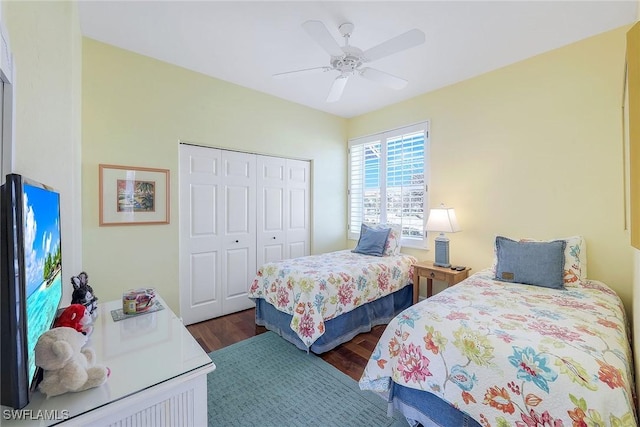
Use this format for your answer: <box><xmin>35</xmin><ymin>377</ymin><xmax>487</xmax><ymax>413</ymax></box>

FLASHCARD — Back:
<box><xmin>412</xmin><ymin>261</ymin><xmax>471</xmax><ymax>303</ymax></box>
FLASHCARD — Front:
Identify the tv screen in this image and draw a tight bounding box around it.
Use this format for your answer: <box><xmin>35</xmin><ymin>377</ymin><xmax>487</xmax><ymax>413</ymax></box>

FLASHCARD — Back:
<box><xmin>1</xmin><ymin>173</ymin><xmax>63</xmax><ymax>409</ymax></box>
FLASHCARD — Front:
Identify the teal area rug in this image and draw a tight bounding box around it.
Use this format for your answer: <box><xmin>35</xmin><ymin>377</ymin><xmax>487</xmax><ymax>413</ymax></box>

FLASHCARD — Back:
<box><xmin>207</xmin><ymin>331</ymin><xmax>408</xmax><ymax>427</ymax></box>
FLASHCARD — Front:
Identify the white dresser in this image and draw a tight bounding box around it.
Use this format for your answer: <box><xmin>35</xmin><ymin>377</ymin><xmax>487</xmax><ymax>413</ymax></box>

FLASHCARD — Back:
<box><xmin>3</xmin><ymin>296</ymin><xmax>215</xmax><ymax>426</ymax></box>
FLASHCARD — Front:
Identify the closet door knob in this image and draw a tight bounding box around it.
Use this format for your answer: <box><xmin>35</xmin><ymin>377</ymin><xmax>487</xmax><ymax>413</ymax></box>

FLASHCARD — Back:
<box><xmin>235</xmin><ymin>240</ymin><xmax>239</xmax><ymax>243</ymax></box>
<box><xmin>273</xmin><ymin>236</ymin><xmax>276</xmax><ymax>239</ymax></box>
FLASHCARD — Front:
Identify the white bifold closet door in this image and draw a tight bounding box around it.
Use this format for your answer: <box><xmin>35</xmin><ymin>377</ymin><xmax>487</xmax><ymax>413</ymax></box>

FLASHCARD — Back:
<box><xmin>256</xmin><ymin>155</ymin><xmax>310</xmax><ymax>266</ymax></box>
<box><xmin>179</xmin><ymin>144</ymin><xmax>309</xmax><ymax>325</ymax></box>
<box><xmin>179</xmin><ymin>145</ymin><xmax>256</xmax><ymax>324</ymax></box>
<box><xmin>221</xmin><ymin>150</ymin><xmax>257</xmax><ymax>315</ymax></box>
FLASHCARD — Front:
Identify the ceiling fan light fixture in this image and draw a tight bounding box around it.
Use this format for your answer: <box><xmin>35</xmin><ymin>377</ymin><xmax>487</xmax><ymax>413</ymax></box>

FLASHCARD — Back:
<box><xmin>275</xmin><ymin>20</ymin><xmax>426</xmax><ymax>102</ymax></box>
<box><xmin>331</xmin><ymin>52</ymin><xmax>362</xmax><ymax>75</ymax></box>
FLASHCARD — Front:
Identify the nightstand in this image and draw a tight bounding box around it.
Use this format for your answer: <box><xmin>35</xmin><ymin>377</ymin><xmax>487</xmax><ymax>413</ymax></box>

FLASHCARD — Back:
<box><xmin>412</xmin><ymin>261</ymin><xmax>471</xmax><ymax>303</ymax></box>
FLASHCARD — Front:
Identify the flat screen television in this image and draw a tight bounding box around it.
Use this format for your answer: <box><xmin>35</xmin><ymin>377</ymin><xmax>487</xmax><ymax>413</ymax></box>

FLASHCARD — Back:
<box><xmin>1</xmin><ymin>173</ymin><xmax>63</xmax><ymax>409</ymax></box>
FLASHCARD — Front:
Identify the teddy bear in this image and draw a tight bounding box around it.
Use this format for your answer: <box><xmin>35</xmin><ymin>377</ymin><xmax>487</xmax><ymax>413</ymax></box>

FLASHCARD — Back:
<box><xmin>71</xmin><ymin>271</ymin><xmax>99</xmax><ymax>319</ymax></box>
<box><xmin>53</xmin><ymin>304</ymin><xmax>94</xmax><ymax>335</ymax></box>
<box><xmin>34</xmin><ymin>326</ymin><xmax>110</xmax><ymax>398</ymax></box>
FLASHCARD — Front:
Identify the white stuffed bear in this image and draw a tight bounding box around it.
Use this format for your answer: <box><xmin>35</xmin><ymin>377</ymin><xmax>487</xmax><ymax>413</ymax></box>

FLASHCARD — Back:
<box><xmin>34</xmin><ymin>326</ymin><xmax>110</xmax><ymax>398</ymax></box>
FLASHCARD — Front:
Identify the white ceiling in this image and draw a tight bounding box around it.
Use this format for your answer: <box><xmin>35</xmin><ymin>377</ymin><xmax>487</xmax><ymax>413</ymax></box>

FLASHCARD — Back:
<box><xmin>78</xmin><ymin>1</ymin><xmax>638</xmax><ymax>118</ymax></box>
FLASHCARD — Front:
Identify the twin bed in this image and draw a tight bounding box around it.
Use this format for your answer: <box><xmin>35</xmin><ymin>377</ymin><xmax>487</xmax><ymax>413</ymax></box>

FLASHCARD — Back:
<box><xmin>359</xmin><ymin>236</ymin><xmax>637</xmax><ymax>426</ymax></box>
<box><xmin>359</xmin><ymin>268</ymin><xmax>636</xmax><ymax>426</ymax></box>
<box><xmin>249</xmin><ymin>234</ymin><xmax>637</xmax><ymax>426</ymax></box>
<box><xmin>248</xmin><ymin>249</ymin><xmax>417</xmax><ymax>353</ymax></box>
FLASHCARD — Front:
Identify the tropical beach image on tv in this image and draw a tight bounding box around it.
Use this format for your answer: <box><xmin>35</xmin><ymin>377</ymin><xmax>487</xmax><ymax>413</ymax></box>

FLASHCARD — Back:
<box><xmin>23</xmin><ymin>182</ymin><xmax>63</xmax><ymax>385</ymax></box>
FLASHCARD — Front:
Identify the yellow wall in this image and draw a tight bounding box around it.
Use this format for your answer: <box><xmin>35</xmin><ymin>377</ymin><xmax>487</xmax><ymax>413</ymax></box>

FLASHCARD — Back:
<box><xmin>349</xmin><ymin>26</ymin><xmax>634</xmax><ymax>312</ymax></box>
<box><xmin>82</xmin><ymin>39</ymin><xmax>347</xmax><ymax>313</ymax></box>
<box><xmin>4</xmin><ymin>0</ymin><xmax>83</xmax><ymax>305</ymax></box>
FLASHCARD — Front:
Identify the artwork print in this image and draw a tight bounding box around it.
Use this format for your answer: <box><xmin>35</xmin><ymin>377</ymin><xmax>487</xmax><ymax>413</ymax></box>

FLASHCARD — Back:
<box><xmin>99</xmin><ymin>164</ymin><xmax>169</xmax><ymax>226</ymax></box>
<box><xmin>117</xmin><ymin>179</ymin><xmax>156</xmax><ymax>212</ymax></box>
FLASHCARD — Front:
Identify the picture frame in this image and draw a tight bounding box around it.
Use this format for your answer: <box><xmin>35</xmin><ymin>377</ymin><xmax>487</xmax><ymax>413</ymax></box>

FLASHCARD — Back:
<box><xmin>99</xmin><ymin>164</ymin><xmax>170</xmax><ymax>226</ymax></box>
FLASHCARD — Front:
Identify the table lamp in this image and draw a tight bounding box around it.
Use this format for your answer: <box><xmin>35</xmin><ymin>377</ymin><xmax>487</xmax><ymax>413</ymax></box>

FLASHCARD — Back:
<box><xmin>425</xmin><ymin>203</ymin><xmax>460</xmax><ymax>268</ymax></box>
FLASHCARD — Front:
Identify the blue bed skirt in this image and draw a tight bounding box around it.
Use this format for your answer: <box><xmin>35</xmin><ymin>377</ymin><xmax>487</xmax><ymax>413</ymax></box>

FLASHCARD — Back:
<box><xmin>254</xmin><ymin>284</ymin><xmax>413</xmax><ymax>354</ymax></box>
<box><xmin>389</xmin><ymin>382</ymin><xmax>482</xmax><ymax>427</ymax></box>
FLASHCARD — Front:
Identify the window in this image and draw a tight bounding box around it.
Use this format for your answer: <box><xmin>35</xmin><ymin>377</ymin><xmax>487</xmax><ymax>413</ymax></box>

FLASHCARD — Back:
<box><xmin>348</xmin><ymin>121</ymin><xmax>429</xmax><ymax>247</ymax></box>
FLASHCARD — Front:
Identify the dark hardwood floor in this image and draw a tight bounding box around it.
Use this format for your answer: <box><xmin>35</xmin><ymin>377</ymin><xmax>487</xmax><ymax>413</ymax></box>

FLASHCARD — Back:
<box><xmin>186</xmin><ymin>308</ymin><xmax>386</xmax><ymax>381</ymax></box>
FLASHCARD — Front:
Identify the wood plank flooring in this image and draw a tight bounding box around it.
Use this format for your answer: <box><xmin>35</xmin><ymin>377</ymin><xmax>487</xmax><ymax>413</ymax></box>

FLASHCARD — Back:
<box><xmin>186</xmin><ymin>308</ymin><xmax>386</xmax><ymax>381</ymax></box>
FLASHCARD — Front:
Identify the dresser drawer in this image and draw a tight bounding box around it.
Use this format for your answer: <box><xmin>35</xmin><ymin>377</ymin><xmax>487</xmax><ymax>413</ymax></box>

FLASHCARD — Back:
<box><xmin>427</xmin><ymin>270</ymin><xmax>447</xmax><ymax>281</ymax></box>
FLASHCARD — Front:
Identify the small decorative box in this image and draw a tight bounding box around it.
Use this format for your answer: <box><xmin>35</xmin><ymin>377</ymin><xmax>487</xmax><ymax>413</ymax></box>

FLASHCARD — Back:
<box><xmin>122</xmin><ymin>288</ymin><xmax>156</xmax><ymax>315</ymax></box>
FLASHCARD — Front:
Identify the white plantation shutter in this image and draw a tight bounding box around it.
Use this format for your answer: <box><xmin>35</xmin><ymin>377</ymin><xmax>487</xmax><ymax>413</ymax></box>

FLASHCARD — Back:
<box><xmin>348</xmin><ymin>122</ymin><xmax>429</xmax><ymax>248</ymax></box>
<box><xmin>349</xmin><ymin>142</ymin><xmax>366</xmax><ymax>234</ymax></box>
<box><xmin>349</xmin><ymin>138</ymin><xmax>383</xmax><ymax>235</ymax></box>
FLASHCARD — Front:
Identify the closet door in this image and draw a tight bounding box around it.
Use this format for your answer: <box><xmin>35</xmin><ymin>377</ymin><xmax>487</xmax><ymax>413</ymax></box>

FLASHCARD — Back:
<box><xmin>286</xmin><ymin>159</ymin><xmax>310</xmax><ymax>259</ymax></box>
<box><xmin>256</xmin><ymin>156</ymin><xmax>287</xmax><ymax>266</ymax></box>
<box><xmin>220</xmin><ymin>151</ymin><xmax>257</xmax><ymax>314</ymax></box>
<box><xmin>179</xmin><ymin>145</ymin><xmax>223</xmax><ymax>325</ymax></box>
<box><xmin>180</xmin><ymin>146</ymin><xmax>308</xmax><ymax>322</ymax></box>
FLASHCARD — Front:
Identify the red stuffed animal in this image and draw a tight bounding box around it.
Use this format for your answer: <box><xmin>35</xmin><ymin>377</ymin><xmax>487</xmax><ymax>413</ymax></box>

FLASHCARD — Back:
<box><xmin>53</xmin><ymin>304</ymin><xmax>93</xmax><ymax>335</ymax></box>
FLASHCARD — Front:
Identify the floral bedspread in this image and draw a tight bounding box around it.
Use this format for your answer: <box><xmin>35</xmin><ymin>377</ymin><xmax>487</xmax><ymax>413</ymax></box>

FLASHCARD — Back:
<box><xmin>359</xmin><ymin>269</ymin><xmax>637</xmax><ymax>426</ymax></box>
<box><xmin>248</xmin><ymin>250</ymin><xmax>416</xmax><ymax>348</ymax></box>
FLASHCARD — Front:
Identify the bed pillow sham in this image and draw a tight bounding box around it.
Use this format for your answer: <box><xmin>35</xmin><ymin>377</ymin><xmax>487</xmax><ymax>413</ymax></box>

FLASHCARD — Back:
<box><xmin>492</xmin><ymin>235</ymin><xmax>586</xmax><ymax>285</ymax></box>
<box><xmin>365</xmin><ymin>223</ymin><xmax>402</xmax><ymax>256</ymax></box>
<box><xmin>384</xmin><ymin>225</ymin><xmax>402</xmax><ymax>256</ymax></box>
<box><xmin>352</xmin><ymin>223</ymin><xmax>391</xmax><ymax>256</ymax></box>
<box><xmin>494</xmin><ymin>236</ymin><xmax>566</xmax><ymax>289</ymax></box>
<box><xmin>520</xmin><ymin>235</ymin><xmax>586</xmax><ymax>284</ymax></box>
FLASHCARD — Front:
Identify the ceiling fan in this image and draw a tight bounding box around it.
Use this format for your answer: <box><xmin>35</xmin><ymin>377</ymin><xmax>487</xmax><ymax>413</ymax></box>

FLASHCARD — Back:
<box><xmin>274</xmin><ymin>20</ymin><xmax>426</xmax><ymax>103</ymax></box>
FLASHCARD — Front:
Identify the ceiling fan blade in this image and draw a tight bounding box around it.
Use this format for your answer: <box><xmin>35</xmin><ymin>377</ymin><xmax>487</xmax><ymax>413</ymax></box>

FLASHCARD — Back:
<box><xmin>273</xmin><ymin>66</ymin><xmax>332</xmax><ymax>79</ymax></box>
<box><xmin>363</xmin><ymin>29</ymin><xmax>425</xmax><ymax>62</ymax></box>
<box><xmin>360</xmin><ymin>67</ymin><xmax>408</xmax><ymax>90</ymax></box>
<box><xmin>302</xmin><ymin>20</ymin><xmax>344</xmax><ymax>57</ymax></box>
<box><xmin>326</xmin><ymin>75</ymin><xmax>349</xmax><ymax>103</ymax></box>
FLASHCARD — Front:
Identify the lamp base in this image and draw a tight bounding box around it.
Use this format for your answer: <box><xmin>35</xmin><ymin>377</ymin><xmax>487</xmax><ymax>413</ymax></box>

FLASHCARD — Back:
<box><xmin>433</xmin><ymin>261</ymin><xmax>451</xmax><ymax>268</ymax></box>
<box><xmin>433</xmin><ymin>235</ymin><xmax>451</xmax><ymax>268</ymax></box>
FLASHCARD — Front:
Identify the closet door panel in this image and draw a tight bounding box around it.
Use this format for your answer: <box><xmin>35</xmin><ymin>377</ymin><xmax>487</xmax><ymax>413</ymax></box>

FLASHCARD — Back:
<box><xmin>257</xmin><ymin>156</ymin><xmax>287</xmax><ymax>265</ymax></box>
<box><xmin>286</xmin><ymin>159</ymin><xmax>310</xmax><ymax>258</ymax></box>
<box><xmin>225</xmin><ymin>247</ymin><xmax>253</xmax><ymax>309</ymax></box>
<box><xmin>226</xmin><ymin>186</ymin><xmax>251</xmax><ymax>233</ymax></box>
<box><xmin>179</xmin><ymin>145</ymin><xmax>223</xmax><ymax>325</ymax></box>
<box><xmin>190</xmin><ymin>252</ymin><xmax>218</xmax><ymax>305</ymax></box>
<box><xmin>221</xmin><ymin>151</ymin><xmax>256</xmax><ymax>314</ymax></box>
<box><xmin>264</xmin><ymin>187</ymin><xmax>284</xmax><ymax>231</ymax></box>
<box><xmin>260</xmin><ymin>185</ymin><xmax>285</xmax><ymax>263</ymax></box>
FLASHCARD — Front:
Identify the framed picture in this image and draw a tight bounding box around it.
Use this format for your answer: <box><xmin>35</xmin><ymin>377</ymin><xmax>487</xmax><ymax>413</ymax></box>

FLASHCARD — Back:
<box><xmin>99</xmin><ymin>164</ymin><xmax>170</xmax><ymax>226</ymax></box>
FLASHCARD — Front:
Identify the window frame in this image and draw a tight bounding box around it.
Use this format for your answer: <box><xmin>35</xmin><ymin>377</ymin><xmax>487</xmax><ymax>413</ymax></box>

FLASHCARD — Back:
<box><xmin>348</xmin><ymin>121</ymin><xmax>430</xmax><ymax>249</ymax></box>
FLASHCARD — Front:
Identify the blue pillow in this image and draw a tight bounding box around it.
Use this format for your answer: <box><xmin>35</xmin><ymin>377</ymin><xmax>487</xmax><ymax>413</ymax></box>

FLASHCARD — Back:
<box><xmin>352</xmin><ymin>224</ymin><xmax>391</xmax><ymax>257</ymax></box>
<box><xmin>494</xmin><ymin>236</ymin><xmax>566</xmax><ymax>289</ymax></box>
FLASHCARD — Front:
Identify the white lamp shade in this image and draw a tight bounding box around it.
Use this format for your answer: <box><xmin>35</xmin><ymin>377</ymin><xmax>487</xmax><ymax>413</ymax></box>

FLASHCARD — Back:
<box><xmin>425</xmin><ymin>205</ymin><xmax>460</xmax><ymax>233</ymax></box>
